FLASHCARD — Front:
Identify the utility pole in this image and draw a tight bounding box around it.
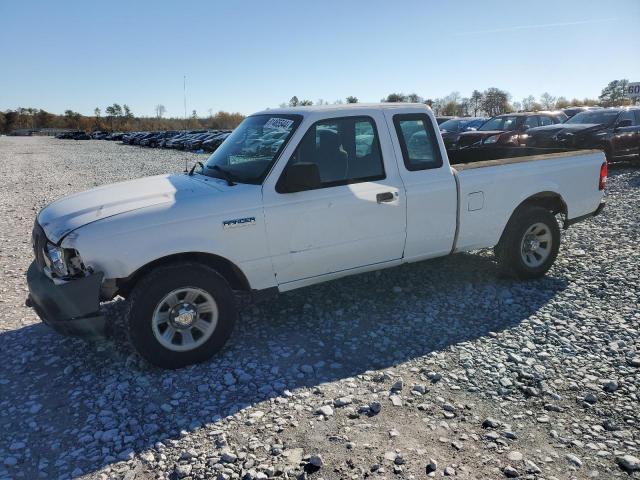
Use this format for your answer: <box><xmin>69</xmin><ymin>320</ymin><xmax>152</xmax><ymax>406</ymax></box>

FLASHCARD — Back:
<box><xmin>183</xmin><ymin>75</ymin><xmax>187</xmax><ymax>133</ymax></box>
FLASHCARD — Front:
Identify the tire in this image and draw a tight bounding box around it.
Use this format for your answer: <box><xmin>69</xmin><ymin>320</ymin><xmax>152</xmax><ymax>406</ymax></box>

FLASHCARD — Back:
<box><xmin>494</xmin><ymin>205</ymin><xmax>561</xmax><ymax>280</ymax></box>
<box><xmin>127</xmin><ymin>262</ymin><xmax>237</xmax><ymax>369</ymax></box>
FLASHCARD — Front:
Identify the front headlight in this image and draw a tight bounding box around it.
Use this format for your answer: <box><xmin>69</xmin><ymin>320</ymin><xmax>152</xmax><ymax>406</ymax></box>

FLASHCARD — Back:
<box><xmin>45</xmin><ymin>243</ymin><xmax>85</xmax><ymax>278</ymax></box>
<box><xmin>483</xmin><ymin>134</ymin><xmax>499</xmax><ymax>144</ymax></box>
<box><xmin>46</xmin><ymin>242</ymin><xmax>69</xmax><ymax>277</ymax></box>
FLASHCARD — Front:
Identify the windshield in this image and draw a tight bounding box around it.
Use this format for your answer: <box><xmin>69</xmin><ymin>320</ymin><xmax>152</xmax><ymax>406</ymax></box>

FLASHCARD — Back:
<box><xmin>439</xmin><ymin>119</ymin><xmax>466</xmax><ymax>132</ymax></box>
<box><xmin>566</xmin><ymin>110</ymin><xmax>620</xmax><ymax>125</ymax></box>
<box><xmin>478</xmin><ymin>116</ymin><xmax>521</xmax><ymax>131</ymax></box>
<box><xmin>202</xmin><ymin>114</ymin><xmax>301</xmax><ymax>184</ymax></box>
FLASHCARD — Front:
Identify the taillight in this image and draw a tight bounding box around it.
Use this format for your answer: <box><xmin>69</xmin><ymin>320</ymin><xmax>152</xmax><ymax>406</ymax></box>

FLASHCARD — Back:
<box><xmin>599</xmin><ymin>161</ymin><xmax>607</xmax><ymax>191</ymax></box>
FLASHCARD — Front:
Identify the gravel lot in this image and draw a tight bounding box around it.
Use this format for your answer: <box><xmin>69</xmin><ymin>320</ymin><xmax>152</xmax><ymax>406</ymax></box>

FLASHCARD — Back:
<box><xmin>0</xmin><ymin>136</ymin><xmax>638</xmax><ymax>480</ymax></box>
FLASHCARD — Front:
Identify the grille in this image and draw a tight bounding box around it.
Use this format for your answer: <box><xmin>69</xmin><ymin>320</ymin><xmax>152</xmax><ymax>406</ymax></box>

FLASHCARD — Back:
<box><xmin>32</xmin><ymin>221</ymin><xmax>48</xmax><ymax>269</ymax></box>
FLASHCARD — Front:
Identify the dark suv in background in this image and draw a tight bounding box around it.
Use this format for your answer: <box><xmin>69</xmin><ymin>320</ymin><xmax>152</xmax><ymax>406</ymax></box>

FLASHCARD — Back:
<box><xmin>562</xmin><ymin>106</ymin><xmax>603</xmax><ymax>119</ymax></box>
<box><xmin>524</xmin><ymin>107</ymin><xmax>640</xmax><ymax>161</ymax></box>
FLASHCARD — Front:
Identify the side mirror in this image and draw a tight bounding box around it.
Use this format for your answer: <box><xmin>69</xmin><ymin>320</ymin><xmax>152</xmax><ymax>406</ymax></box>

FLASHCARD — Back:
<box><xmin>520</xmin><ymin>124</ymin><xmax>530</xmax><ymax>131</ymax></box>
<box><xmin>279</xmin><ymin>162</ymin><xmax>321</xmax><ymax>193</ymax></box>
<box><xmin>616</xmin><ymin>119</ymin><xmax>633</xmax><ymax>129</ymax></box>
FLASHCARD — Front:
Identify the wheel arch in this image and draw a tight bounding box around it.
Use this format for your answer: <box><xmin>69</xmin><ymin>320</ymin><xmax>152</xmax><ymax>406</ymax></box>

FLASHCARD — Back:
<box><xmin>498</xmin><ymin>191</ymin><xmax>567</xmax><ymax>244</ymax></box>
<box><xmin>516</xmin><ymin>191</ymin><xmax>567</xmax><ymax>217</ymax></box>
<box><xmin>116</xmin><ymin>252</ymin><xmax>251</xmax><ymax>298</ymax></box>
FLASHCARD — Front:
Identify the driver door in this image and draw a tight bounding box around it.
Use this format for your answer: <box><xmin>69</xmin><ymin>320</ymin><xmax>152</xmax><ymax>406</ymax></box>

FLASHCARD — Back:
<box><xmin>262</xmin><ymin>113</ymin><xmax>407</xmax><ymax>287</ymax></box>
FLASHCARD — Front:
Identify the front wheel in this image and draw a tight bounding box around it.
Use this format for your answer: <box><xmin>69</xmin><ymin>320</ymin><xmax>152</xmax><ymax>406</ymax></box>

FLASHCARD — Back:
<box><xmin>494</xmin><ymin>206</ymin><xmax>561</xmax><ymax>279</ymax></box>
<box><xmin>127</xmin><ymin>262</ymin><xmax>237</xmax><ymax>369</ymax></box>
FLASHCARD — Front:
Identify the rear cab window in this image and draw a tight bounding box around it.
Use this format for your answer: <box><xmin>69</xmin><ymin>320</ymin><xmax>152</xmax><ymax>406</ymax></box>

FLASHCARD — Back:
<box><xmin>393</xmin><ymin>114</ymin><xmax>443</xmax><ymax>171</ymax></box>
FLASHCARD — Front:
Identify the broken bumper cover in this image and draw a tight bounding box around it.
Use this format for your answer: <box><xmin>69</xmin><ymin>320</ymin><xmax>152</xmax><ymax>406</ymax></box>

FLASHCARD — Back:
<box><xmin>26</xmin><ymin>261</ymin><xmax>105</xmax><ymax>338</ymax></box>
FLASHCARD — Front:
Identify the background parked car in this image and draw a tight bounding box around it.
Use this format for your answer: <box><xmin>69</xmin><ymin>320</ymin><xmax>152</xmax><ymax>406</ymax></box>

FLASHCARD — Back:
<box><xmin>455</xmin><ymin>112</ymin><xmax>566</xmax><ymax>150</ymax></box>
<box><xmin>439</xmin><ymin>117</ymin><xmax>489</xmax><ymax>150</ymax></box>
<box><xmin>202</xmin><ymin>132</ymin><xmax>232</xmax><ymax>152</ymax></box>
<box><xmin>562</xmin><ymin>106</ymin><xmax>603</xmax><ymax>119</ymax></box>
<box><xmin>165</xmin><ymin>130</ymin><xmax>207</xmax><ymax>149</ymax></box>
<box><xmin>524</xmin><ymin>107</ymin><xmax>640</xmax><ymax>161</ymax></box>
<box><xmin>56</xmin><ymin>128</ymin><xmax>236</xmax><ymax>153</ymax></box>
<box><xmin>435</xmin><ymin>116</ymin><xmax>457</xmax><ymax>125</ymax></box>
<box><xmin>183</xmin><ymin>132</ymin><xmax>214</xmax><ymax>151</ymax></box>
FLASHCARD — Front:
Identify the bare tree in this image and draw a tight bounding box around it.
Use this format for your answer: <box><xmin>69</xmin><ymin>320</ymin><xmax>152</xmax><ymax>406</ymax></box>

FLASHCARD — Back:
<box><xmin>599</xmin><ymin>79</ymin><xmax>630</xmax><ymax>106</ymax></box>
<box><xmin>540</xmin><ymin>92</ymin><xmax>557</xmax><ymax>110</ymax></box>
<box><xmin>481</xmin><ymin>88</ymin><xmax>511</xmax><ymax>116</ymax></box>
<box><xmin>521</xmin><ymin>95</ymin><xmax>536</xmax><ymax>111</ymax></box>
<box><xmin>443</xmin><ymin>91</ymin><xmax>461</xmax><ymax>105</ymax></box>
<box><xmin>382</xmin><ymin>93</ymin><xmax>408</xmax><ymax>102</ymax></box>
<box><xmin>155</xmin><ymin>104</ymin><xmax>166</xmax><ymax>118</ymax></box>
<box><xmin>470</xmin><ymin>90</ymin><xmax>483</xmax><ymax>116</ymax></box>
<box><xmin>93</xmin><ymin>107</ymin><xmax>101</xmax><ymax>130</ymax></box>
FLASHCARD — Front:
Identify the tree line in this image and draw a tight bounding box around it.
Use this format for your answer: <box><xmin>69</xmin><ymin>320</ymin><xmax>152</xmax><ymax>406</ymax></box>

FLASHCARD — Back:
<box><xmin>0</xmin><ymin>103</ymin><xmax>245</xmax><ymax>134</ymax></box>
<box><xmin>1</xmin><ymin>79</ymin><xmax>636</xmax><ymax>134</ymax></box>
<box><xmin>282</xmin><ymin>79</ymin><xmax>637</xmax><ymax>117</ymax></box>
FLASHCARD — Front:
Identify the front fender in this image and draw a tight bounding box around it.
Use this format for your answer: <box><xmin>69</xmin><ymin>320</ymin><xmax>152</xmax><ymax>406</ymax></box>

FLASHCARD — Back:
<box><xmin>61</xmin><ymin>195</ymin><xmax>276</xmax><ymax>291</ymax></box>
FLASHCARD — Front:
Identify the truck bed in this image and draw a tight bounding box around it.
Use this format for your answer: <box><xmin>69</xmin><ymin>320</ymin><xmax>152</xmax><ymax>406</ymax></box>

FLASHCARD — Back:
<box><xmin>451</xmin><ymin>149</ymin><xmax>605</xmax><ymax>253</ymax></box>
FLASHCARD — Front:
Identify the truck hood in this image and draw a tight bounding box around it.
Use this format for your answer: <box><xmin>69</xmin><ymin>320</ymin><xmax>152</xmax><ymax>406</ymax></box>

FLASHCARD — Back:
<box><xmin>38</xmin><ymin>174</ymin><xmax>223</xmax><ymax>243</ymax></box>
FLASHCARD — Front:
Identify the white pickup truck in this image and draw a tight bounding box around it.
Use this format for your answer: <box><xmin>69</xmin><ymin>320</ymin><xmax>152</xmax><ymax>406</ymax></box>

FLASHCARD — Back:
<box><xmin>27</xmin><ymin>104</ymin><xmax>606</xmax><ymax>368</ymax></box>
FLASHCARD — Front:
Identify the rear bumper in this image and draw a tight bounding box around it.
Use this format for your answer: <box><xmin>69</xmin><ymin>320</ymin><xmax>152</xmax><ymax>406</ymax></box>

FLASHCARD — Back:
<box><xmin>26</xmin><ymin>262</ymin><xmax>105</xmax><ymax>338</ymax></box>
<box><xmin>565</xmin><ymin>200</ymin><xmax>605</xmax><ymax>228</ymax></box>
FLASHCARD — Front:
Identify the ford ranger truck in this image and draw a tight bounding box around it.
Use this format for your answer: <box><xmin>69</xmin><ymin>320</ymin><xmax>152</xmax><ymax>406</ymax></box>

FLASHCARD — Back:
<box><xmin>26</xmin><ymin>104</ymin><xmax>606</xmax><ymax>368</ymax></box>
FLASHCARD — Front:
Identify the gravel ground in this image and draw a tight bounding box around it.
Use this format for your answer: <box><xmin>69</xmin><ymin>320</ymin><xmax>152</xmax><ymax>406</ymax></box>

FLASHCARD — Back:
<box><xmin>0</xmin><ymin>136</ymin><xmax>638</xmax><ymax>480</ymax></box>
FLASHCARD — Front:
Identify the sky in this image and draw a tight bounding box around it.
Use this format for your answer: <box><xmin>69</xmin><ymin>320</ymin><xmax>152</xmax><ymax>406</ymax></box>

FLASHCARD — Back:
<box><xmin>1</xmin><ymin>0</ymin><xmax>639</xmax><ymax>117</ymax></box>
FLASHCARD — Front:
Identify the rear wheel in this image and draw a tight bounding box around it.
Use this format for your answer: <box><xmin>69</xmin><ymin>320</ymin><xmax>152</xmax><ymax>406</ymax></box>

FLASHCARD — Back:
<box><xmin>127</xmin><ymin>262</ymin><xmax>237</xmax><ymax>369</ymax></box>
<box><xmin>494</xmin><ymin>206</ymin><xmax>560</xmax><ymax>279</ymax></box>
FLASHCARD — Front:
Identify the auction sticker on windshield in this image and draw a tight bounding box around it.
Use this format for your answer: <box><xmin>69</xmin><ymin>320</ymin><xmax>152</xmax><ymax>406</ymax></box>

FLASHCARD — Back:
<box><xmin>264</xmin><ymin>117</ymin><xmax>294</xmax><ymax>130</ymax></box>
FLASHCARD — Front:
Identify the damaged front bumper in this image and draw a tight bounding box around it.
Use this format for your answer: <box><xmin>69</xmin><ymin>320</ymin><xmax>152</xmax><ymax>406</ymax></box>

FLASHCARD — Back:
<box><xmin>26</xmin><ymin>261</ymin><xmax>105</xmax><ymax>338</ymax></box>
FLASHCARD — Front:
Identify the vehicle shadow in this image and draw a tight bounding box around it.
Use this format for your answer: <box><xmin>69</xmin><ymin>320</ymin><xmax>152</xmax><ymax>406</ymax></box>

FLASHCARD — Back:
<box><xmin>0</xmin><ymin>252</ymin><xmax>568</xmax><ymax>479</ymax></box>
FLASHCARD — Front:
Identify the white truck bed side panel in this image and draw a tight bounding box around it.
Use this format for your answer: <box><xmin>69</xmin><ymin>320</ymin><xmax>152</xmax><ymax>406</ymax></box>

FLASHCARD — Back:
<box><xmin>454</xmin><ymin>151</ymin><xmax>605</xmax><ymax>252</ymax></box>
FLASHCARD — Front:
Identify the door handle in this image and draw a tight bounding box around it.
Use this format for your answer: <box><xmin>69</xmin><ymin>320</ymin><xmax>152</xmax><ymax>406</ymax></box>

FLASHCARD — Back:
<box><xmin>376</xmin><ymin>192</ymin><xmax>395</xmax><ymax>203</ymax></box>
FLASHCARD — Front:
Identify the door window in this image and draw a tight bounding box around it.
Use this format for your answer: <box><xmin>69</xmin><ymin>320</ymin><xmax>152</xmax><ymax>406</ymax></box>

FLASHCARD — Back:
<box><xmin>282</xmin><ymin>116</ymin><xmax>385</xmax><ymax>189</ymax></box>
<box><xmin>619</xmin><ymin>110</ymin><xmax>637</xmax><ymax>126</ymax></box>
<box><xmin>538</xmin><ymin>116</ymin><xmax>554</xmax><ymax>126</ymax></box>
<box><xmin>393</xmin><ymin>114</ymin><xmax>443</xmax><ymax>170</ymax></box>
<box><xmin>524</xmin><ymin>116</ymin><xmax>540</xmax><ymax>128</ymax></box>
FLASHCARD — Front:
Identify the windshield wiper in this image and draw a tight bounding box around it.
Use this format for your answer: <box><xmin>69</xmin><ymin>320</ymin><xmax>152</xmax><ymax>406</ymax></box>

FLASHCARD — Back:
<box><xmin>188</xmin><ymin>161</ymin><xmax>204</xmax><ymax>176</ymax></box>
<box><xmin>208</xmin><ymin>165</ymin><xmax>236</xmax><ymax>186</ymax></box>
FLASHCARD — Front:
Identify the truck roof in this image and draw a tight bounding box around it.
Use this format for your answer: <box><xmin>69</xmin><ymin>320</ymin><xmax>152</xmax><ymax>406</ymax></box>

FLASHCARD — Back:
<box><xmin>252</xmin><ymin>103</ymin><xmax>432</xmax><ymax>116</ymax></box>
